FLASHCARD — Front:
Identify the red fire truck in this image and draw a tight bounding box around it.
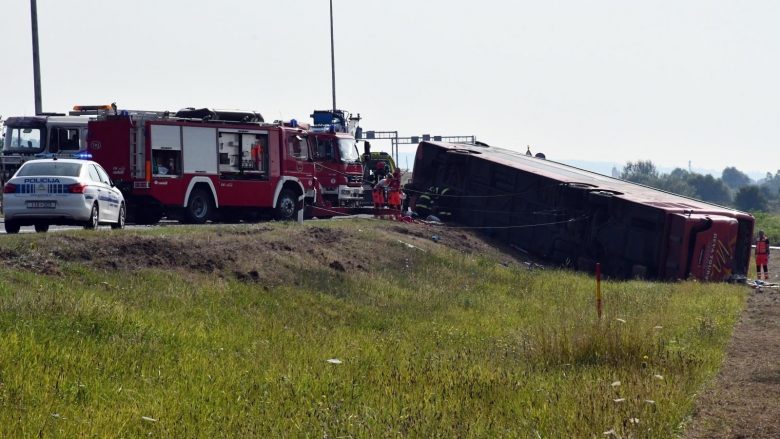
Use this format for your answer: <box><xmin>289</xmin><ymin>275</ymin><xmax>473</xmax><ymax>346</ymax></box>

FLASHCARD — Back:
<box><xmin>87</xmin><ymin>107</ymin><xmax>318</xmax><ymax>224</ymax></box>
<box><xmin>307</xmin><ymin>110</ymin><xmax>364</xmax><ymax>210</ymax></box>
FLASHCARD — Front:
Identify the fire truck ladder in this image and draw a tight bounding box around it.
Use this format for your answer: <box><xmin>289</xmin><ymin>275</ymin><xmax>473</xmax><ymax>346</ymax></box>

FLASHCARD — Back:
<box><xmin>125</xmin><ymin>112</ymin><xmax>167</xmax><ymax>180</ymax></box>
<box><xmin>357</xmin><ymin>131</ymin><xmax>477</xmax><ymax>167</ymax></box>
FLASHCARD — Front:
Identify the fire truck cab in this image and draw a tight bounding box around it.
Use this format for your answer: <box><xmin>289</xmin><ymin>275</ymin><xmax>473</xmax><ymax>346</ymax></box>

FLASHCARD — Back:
<box><xmin>87</xmin><ymin>108</ymin><xmax>318</xmax><ymax>224</ymax></box>
<box><xmin>2</xmin><ymin>113</ymin><xmax>92</xmax><ymax>182</ymax></box>
<box><xmin>307</xmin><ymin>110</ymin><xmax>364</xmax><ymax>207</ymax></box>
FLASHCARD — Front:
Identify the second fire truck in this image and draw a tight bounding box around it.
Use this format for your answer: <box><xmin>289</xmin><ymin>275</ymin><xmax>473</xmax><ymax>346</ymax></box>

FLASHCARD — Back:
<box><xmin>307</xmin><ymin>109</ymin><xmax>364</xmax><ymax>209</ymax></box>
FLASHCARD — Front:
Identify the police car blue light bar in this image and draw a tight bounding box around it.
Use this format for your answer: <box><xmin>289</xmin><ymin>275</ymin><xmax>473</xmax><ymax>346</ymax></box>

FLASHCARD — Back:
<box><xmin>71</xmin><ymin>152</ymin><xmax>93</xmax><ymax>160</ymax></box>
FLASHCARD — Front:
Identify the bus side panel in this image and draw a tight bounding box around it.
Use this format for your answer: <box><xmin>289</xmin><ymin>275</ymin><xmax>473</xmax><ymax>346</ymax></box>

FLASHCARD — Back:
<box><xmin>409</xmin><ymin>141</ymin><xmax>753</xmax><ymax>281</ymax></box>
<box><xmin>417</xmin><ymin>144</ymin><xmax>667</xmax><ymax>279</ymax></box>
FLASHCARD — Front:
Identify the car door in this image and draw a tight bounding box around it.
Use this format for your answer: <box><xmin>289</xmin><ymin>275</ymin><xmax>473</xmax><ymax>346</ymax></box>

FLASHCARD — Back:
<box><xmin>94</xmin><ymin>164</ymin><xmax>121</xmax><ymax>221</ymax></box>
<box><xmin>87</xmin><ymin>164</ymin><xmax>113</xmax><ymax>221</ymax></box>
<box><xmin>284</xmin><ymin>134</ymin><xmax>316</xmax><ymax>194</ymax></box>
<box><xmin>95</xmin><ymin>163</ymin><xmax>123</xmax><ymax>220</ymax></box>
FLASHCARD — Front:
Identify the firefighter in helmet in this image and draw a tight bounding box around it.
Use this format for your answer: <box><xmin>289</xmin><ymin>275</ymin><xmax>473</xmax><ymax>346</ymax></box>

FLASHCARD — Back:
<box><xmin>415</xmin><ymin>186</ymin><xmax>437</xmax><ymax>218</ymax></box>
<box><xmin>415</xmin><ymin>186</ymin><xmax>454</xmax><ymax>221</ymax></box>
<box><xmin>436</xmin><ymin>186</ymin><xmax>454</xmax><ymax>220</ymax></box>
<box><xmin>373</xmin><ymin>161</ymin><xmax>388</xmax><ymax>185</ymax></box>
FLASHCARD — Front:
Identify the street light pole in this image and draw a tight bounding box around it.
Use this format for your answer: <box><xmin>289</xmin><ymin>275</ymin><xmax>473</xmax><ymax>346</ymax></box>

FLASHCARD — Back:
<box><xmin>30</xmin><ymin>0</ymin><xmax>42</xmax><ymax>115</ymax></box>
<box><xmin>329</xmin><ymin>0</ymin><xmax>336</xmax><ymax>112</ymax></box>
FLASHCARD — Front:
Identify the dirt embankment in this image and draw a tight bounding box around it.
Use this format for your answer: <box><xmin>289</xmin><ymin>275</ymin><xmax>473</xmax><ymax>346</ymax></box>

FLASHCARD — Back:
<box><xmin>685</xmin><ymin>262</ymin><xmax>780</xmax><ymax>438</ymax></box>
<box><xmin>0</xmin><ymin>221</ymin><xmax>530</xmax><ymax>283</ymax></box>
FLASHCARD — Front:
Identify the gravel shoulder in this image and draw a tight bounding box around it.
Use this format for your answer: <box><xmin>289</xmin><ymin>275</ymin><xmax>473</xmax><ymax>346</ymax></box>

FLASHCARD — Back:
<box><xmin>684</xmin><ymin>260</ymin><xmax>780</xmax><ymax>438</ymax></box>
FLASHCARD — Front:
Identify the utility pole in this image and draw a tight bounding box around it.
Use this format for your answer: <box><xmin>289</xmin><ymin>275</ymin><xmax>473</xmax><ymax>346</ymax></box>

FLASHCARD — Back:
<box><xmin>30</xmin><ymin>0</ymin><xmax>43</xmax><ymax>115</ymax></box>
<box><xmin>329</xmin><ymin>0</ymin><xmax>337</xmax><ymax>112</ymax></box>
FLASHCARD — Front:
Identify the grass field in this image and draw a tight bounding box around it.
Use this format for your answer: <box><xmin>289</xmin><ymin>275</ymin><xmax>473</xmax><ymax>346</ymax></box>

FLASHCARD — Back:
<box><xmin>752</xmin><ymin>211</ymin><xmax>780</xmax><ymax>243</ymax></box>
<box><xmin>0</xmin><ymin>221</ymin><xmax>746</xmax><ymax>437</ymax></box>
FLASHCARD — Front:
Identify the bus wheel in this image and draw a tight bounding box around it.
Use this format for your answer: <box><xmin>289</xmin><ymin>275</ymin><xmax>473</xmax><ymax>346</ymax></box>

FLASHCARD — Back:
<box><xmin>184</xmin><ymin>189</ymin><xmax>213</xmax><ymax>224</ymax></box>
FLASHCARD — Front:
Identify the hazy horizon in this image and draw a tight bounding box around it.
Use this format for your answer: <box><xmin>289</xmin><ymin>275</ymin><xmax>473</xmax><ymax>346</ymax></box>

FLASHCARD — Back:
<box><xmin>2</xmin><ymin>1</ymin><xmax>778</xmax><ymax>176</ymax></box>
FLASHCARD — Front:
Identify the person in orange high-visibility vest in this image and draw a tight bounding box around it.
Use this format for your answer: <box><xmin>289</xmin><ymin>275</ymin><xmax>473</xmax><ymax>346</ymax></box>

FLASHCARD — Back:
<box><xmin>755</xmin><ymin>230</ymin><xmax>770</xmax><ymax>280</ymax></box>
<box><xmin>372</xmin><ymin>175</ymin><xmax>390</xmax><ymax>217</ymax></box>
<box><xmin>372</xmin><ymin>185</ymin><xmax>385</xmax><ymax>208</ymax></box>
<box><xmin>387</xmin><ymin>170</ymin><xmax>402</xmax><ymax>211</ymax></box>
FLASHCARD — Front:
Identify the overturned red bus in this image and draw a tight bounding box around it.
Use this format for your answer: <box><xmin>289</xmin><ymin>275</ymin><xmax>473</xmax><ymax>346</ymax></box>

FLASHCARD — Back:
<box><xmin>407</xmin><ymin>141</ymin><xmax>754</xmax><ymax>282</ymax></box>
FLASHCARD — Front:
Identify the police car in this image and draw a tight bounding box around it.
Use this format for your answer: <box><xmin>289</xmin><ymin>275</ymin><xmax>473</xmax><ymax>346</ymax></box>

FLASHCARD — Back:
<box><xmin>2</xmin><ymin>158</ymin><xmax>125</xmax><ymax>233</ymax></box>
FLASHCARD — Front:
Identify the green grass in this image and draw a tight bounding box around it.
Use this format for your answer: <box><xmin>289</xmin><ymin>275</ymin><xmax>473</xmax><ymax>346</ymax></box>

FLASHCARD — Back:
<box><xmin>752</xmin><ymin>211</ymin><xmax>780</xmax><ymax>243</ymax></box>
<box><xmin>0</xmin><ymin>223</ymin><xmax>746</xmax><ymax>437</ymax></box>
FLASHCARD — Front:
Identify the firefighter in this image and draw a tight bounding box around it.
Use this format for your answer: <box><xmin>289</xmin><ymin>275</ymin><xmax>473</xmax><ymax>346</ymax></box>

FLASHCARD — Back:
<box><xmin>436</xmin><ymin>186</ymin><xmax>454</xmax><ymax>221</ymax></box>
<box><xmin>373</xmin><ymin>161</ymin><xmax>388</xmax><ymax>184</ymax></box>
<box><xmin>415</xmin><ymin>186</ymin><xmax>438</xmax><ymax>218</ymax></box>
<box><xmin>414</xmin><ymin>185</ymin><xmax>455</xmax><ymax>221</ymax></box>
<box><xmin>372</xmin><ymin>174</ymin><xmax>390</xmax><ymax>217</ymax></box>
<box><xmin>755</xmin><ymin>230</ymin><xmax>770</xmax><ymax>280</ymax></box>
<box><xmin>387</xmin><ymin>170</ymin><xmax>402</xmax><ymax>211</ymax></box>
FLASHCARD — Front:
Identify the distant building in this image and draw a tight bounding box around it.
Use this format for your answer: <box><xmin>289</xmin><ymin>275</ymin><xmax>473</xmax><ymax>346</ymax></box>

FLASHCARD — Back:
<box><xmin>611</xmin><ymin>166</ymin><xmax>620</xmax><ymax>178</ymax></box>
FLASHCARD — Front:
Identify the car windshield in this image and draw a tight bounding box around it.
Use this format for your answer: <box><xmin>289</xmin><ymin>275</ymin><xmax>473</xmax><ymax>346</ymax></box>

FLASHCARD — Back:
<box><xmin>16</xmin><ymin>162</ymin><xmax>82</xmax><ymax>177</ymax></box>
<box><xmin>4</xmin><ymin>127</ymin><xmax>43</xmax><ymax>152</ymax></box>
<box><xmin>338</xmin><ymin>139</ymin><xmax>360</xmax><ymax>163</ymax></box>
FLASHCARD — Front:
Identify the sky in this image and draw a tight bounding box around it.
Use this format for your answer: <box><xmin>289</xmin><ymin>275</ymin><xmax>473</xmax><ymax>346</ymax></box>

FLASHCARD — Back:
<box><xmin>2</xmin><ymin>0</ymin><xmax>779</xmax><ymax>178</ymax></box>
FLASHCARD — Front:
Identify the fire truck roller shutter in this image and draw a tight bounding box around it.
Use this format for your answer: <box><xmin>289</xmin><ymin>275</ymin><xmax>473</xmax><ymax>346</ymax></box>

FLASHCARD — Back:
<box><xmin>182</xmin><ymin>127</ymin><xmax>218</xmax><ymax>175</ymax></box>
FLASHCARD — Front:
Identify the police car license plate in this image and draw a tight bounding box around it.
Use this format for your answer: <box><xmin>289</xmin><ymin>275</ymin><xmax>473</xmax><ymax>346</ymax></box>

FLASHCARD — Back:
<box><xmin>26</xmin><ymin>200</ymin><xmax>56</xmax><ymax>209</ymax></box>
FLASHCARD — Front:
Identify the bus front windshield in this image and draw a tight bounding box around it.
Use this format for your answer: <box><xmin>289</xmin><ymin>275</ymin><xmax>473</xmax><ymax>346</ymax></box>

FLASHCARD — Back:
<box><xmin>4</xmin><ymin>127</ymin><xmax>43</xmax><ymax>152</ymax></box>
<box><xmin>338</xmin><ymin>139</ymin><xmax>360</xmax><ymax>163</ymax></box>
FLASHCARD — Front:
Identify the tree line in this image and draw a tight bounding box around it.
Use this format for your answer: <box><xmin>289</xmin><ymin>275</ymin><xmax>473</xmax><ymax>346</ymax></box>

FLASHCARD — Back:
<box><xmin>620</xmin><ymin>160</ymin><xmax>778</xmax><ymax>212</ymax></box>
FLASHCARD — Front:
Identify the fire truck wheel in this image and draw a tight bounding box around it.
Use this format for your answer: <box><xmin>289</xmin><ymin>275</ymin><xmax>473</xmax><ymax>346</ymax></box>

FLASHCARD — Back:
<box><xmin>111</xmin><ymin>204</ymin><xmax>126</xmax><ymax>230</ymax></box>
<box><xmin>34</xmin><ymin>223</ymin><xmax>49</xmax><ymax>233</ymax></box>
<box><xmin>275</xmin><ymin>189</ymin><xmax>299</xmax><ymax>221</ymax></box>
<box><xmin>185</xmin><ymin>189</ymin><xmax>213</xmax><ymax>224</ymax></box>
<box><xmin>4</xmin><ymin>220</ymin><xmax>20</xmax><ymax>234</ymax></box>
<box><xmin>84</xmin><ymin>203</ymin><xmax>99</xmax><ymax>230</ymax></box>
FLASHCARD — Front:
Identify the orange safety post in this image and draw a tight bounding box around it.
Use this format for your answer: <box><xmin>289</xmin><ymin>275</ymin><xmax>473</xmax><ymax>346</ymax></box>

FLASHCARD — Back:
<box><xmin>595</xmin><ymin>262</ymin><xmax>603</xmax><ymax>320</ymax></box>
